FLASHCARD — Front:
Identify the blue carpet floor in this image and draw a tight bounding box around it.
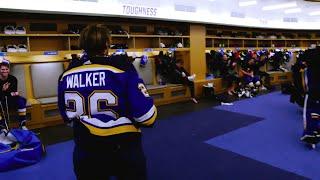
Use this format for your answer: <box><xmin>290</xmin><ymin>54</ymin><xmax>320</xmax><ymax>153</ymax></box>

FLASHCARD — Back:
<box><xmin>207</xmin><ymin>92</ymin><xmax>318</xmax><ymax>180</ymax></box>
<box><xmin>0</xmin><ymin>92</ymin><xmax>308</xmax><ymax>180</ymax></box>
<box><xmin>0</xmin><ymin>140</ymin><xmax>76</xmax><ymax>180</ymax></box>
<box><xmin>142</xmin><ymin>106</ymin><xmax>304</xmax><ymax>180</ymax></box>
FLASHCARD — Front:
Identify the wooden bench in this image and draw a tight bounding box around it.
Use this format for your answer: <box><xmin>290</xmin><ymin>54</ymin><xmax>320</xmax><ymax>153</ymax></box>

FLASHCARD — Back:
<box><xmin>268</xmin><ymin>71</ymin><xmax>293</xmax><ymax>85</ymax></box>
<box><xmin>194</xmin><ymin>78</ymin><xmax>227</xmax><ymax>97</ymax></box>
<box><xmin>147</xmin><ymin>84</ymin><xmax>190</xmax><ymax>105</ymax></box>
<box><xmin>194</xmin><ymin>71</ymin><xmax>293</xmax><ymax>98</ymax></box>
<box><xmin>29</xmin><ymin>61</ymin><xmax>65</xmax><ymax>128</ymax></box>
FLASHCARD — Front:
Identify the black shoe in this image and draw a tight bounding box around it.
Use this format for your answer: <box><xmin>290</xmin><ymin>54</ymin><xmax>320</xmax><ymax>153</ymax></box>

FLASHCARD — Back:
<box><xmin>301</xmin><ymin>132</ymin><xmax>320</xmax><ymax>145</ymax></box>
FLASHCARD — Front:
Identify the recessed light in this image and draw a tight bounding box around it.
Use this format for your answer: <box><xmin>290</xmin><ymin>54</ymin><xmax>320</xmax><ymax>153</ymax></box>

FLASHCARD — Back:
<box><xmin>309</xmin><ymin>11</ymin><xmax>320</xmax><ymax>16</ymax></box>
<box><xmin>262</xmin><ymin>1</ymin><xmax>297</xmax><ymax>11</ymax></box>
<box><xmin>239</xmin><ymin>1</ymin><xmax>257</xmax><ymax>7</ymax></box>
<box><xmin>284</xmin><ymin>8</ymin><xmax>301</xmax><ymax>14</ymax></box>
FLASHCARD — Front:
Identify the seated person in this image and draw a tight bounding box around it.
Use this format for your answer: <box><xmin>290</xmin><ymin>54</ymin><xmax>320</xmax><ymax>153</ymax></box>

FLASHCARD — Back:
<box><xmin>240</xmin><ymin>58</ymin><xmax>261</xmax><ymax>89</ymax></box>
<box><xmin>155</xmin><ymin>51</ymin><xmax>176</xmax><ymax>85</ymax></box>
<box><xmin>0</xmin><ymin>60</ymin><xmax>27</xmax><ymax>134</ymax></box>
<box><xmin>252</xmin><ymin>52</ymin><xmax>269</xmax><ymax>90</ymax></box>
<box><xmin>269</xmin><ymin>49</ymin><xmax>287</xmax><ymax>72</ymax></box>
<box><xmin>221</xmin><ymin>54</ymin><xmax>239</xmax><ymax>95</ymax></box>
<box><xmin>170</xmin><ymin>59</ymin><xmax>198</xmax><ymax>103</ymax></box>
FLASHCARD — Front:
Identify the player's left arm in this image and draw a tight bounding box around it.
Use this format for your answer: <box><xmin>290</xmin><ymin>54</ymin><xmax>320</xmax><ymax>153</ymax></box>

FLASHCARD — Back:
<box><xmin>8</xmin><ymin>76</ymin><xmax>19</xmax><ymax>96</ymax></box>
<box><xmin>11</xmin><ymin>76</ymin><xmax>18</xmax><ymax>92</ymax></box>
<box><xmin>127</xmin><ymin>72</ymin><xmax>157</xmax><ymax>127</ymax></box>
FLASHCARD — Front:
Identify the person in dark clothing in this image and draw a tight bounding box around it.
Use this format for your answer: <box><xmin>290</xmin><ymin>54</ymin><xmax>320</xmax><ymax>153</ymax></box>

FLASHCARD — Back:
<box><xmin>0</xmin><ymin>60</ymin><xmax>27</xmax><ymax>132</ymax></box>
<box><xmin>212</xmin><ymin>50</ymin><xmax>225</xmax><ymax>78</ymax></box>
<box><xmin>246</xmin><ymin>53</ymin><xmax>269</xmax><ymax>90</ymax></box>
<box><xmin>171</xmin><ymin>59</ymin><xmax>198</xmax><ymax>103</ymax></box>
<box><xmin>155</xmin><ymin>51</ymin><xmax>173</xmax><ymax>85</ymax></box>
<box><xmin>221</xmin><ymin>54</ymin><xmax>239</xmax><ymax>96</ymax></box>
<box><xmin>240</xmin><ymin>58</ymin><xmax>261</xmax><ymax>89</ymax></box>
<box><xmin>300</xmin><ymin>47</ymin><xmax>320</xmax><ymax>148</ymax></box>
<box><xmin>290</xmin><ymin>52</ymin><xmax>307</xmax><ymax>107</ymax></box>
<box><xmin>255</xmin><ymin>53</ymin><xmax>270</xmax><ymax>90</ymax></box>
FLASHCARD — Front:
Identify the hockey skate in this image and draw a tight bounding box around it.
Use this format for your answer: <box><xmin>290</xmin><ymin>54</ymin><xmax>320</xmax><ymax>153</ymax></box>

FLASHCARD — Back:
<box><xmin>300</xmin><ymin>131</ymin><xmax>320</xmax><ymax>149</ymax></box>
<box><xmin>237</xmin><ymin>88</ymin><xmax>246</xmax><ymax>98</ymax></box>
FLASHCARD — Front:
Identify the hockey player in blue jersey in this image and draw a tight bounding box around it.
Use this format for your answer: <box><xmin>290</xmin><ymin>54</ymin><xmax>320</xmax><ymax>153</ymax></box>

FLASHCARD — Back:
<box><xmin>58</xmin><ymin>24</ymin><xmax>157</xmax><ymax>180</ymax></box>
<box><xmin>300</xmin><ymin>47</ymin><xmax>320</xmax><ymax>149</ymax></box>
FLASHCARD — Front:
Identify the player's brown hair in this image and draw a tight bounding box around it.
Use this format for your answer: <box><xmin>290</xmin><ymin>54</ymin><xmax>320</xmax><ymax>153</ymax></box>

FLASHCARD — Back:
<box><xmin>79</xmin><ymin>24</ymin><xmax>111</xmax><ymax>56</ymax></box>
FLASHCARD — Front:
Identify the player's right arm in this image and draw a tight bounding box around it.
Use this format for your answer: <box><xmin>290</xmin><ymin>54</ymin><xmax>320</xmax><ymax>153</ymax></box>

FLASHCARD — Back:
<box><xmin>57</xmin><ymin>73</ymin><xmax>72</xmax><ymax>124</ymax></box>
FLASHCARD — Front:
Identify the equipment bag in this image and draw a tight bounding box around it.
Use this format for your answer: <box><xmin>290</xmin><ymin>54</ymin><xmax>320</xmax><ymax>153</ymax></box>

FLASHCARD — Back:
<box><xmin>0</xmin><ymin>129</ymin><xmax>44</xmax><ymax>172</ymax></box>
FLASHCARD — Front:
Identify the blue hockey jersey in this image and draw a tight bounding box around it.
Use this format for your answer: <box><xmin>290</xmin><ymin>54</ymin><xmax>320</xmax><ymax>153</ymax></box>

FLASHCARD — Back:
<box><xmin>58</xmin><ymin>63</ymin><xmax>157</xmax><ymax>137</ymax></box>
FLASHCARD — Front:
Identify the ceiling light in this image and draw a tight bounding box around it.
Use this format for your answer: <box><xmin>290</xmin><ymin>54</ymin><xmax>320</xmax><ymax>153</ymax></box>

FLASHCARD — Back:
<box><xmin>284</xmin><ymin>8</ymin><xmax>301</xmax><ymax>14</ymax></box>
<box><xmin>262</xmin><ymin>1</ymin><xmax>297</xmax><ymax>11</ymax></box>
<box><xmin>309</xmin><ymin>11</ymin><xmax>320</xmax><ymax>16</ymax></box>
<box><xmin>239</xmin><ymin>1</ymin><xmax>257</xmax><ymax>7</ymax></box>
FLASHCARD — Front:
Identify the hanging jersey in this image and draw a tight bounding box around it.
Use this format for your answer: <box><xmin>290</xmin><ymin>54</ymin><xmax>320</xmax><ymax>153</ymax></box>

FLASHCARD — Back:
<box><xmin>140</xmin><ymin>55</ymin><xmax>148</xmax><ymax>67</ymax></box>
<box><xmin>58</xmin><ymin>64</ymin><xmax>157</xmax><ymax>137</ymax></box>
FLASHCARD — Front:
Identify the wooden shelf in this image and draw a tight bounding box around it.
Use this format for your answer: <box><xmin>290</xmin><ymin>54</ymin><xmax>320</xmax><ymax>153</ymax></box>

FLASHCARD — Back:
<box><xmin>4</xmin><ymin>48</ymin><xmax>189</xmax><ymax>63</ymax></box>
<box><xmin>2</xmin><ymin>48</ymin><xmax>189</xmax><ymax>58</ymax></box>
<box><xmin>0</xmin><ymin>33</ymin><xmax>190</xmax><ymax>38</ymax></box>
<box><xmin>112</xmin><ymin>34</ymin><xmax>189</xmax><ymax>38</ymax></box>
<box><xmin>205</xmin><ymin>47</ymin><xmax>308</xmax><ymax>51</ymax></box>
<box><xmin>6</xmin><ymin>50</ymin><xmax>81</xmax><ymax>56</ymax></box>
<box><xmin>109</xmin><ymin>48</ymin><xmax>189</xmax><ymax>52</ymax></box>
<box><xmin>131</xmin><ymin>35</ymin><xmax>189</xmax><ymax>38</ymax></box>
<box><xmin>205</xmin><ymin>35</ymin><xmax>318</xmax><ymax>49</ymax></box>
<box><xmin>0</xmin><ymin>34</ymin><xmax>80</xmax><ymax>37</ymax></box>
<box><xmin>0</xmin><ymin>33</ymin><xmax>189</xmax><ymax>51</ymax></box>
<box><xmin>206</xmin><ymin>36</ymin><xmax>318</xmax><ymax>41</ymax></box>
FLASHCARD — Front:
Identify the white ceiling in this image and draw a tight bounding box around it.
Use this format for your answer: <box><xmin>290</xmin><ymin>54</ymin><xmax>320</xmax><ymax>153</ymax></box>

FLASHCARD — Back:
<box><xmin>205</xmin><ymin>0</ymin><xmax>320</xmax><ymax>22</ymax></box>
<box><xmin>1</xmin><ymin>0</ymin><xmax>320</xmax><ymax>29</ymax></box>
<box><xmin>164</xmin><ymin>0</ymin><xmax>320</xmax><ymax>29</ymax></box>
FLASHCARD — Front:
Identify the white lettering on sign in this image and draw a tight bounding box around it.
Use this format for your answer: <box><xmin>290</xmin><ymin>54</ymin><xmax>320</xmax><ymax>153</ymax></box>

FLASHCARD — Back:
<box><xmin>122</xmin><ymin>5</ymin><xmax>157</xmax><ymax>17</ymax></box>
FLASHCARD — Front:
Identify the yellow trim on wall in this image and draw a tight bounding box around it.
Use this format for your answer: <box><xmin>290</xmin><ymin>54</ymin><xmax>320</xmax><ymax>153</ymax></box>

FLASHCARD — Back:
<box><xmin>7</xmin><ymin>54</ymin><xmax>67</xmax><ymax>64</ymax></box>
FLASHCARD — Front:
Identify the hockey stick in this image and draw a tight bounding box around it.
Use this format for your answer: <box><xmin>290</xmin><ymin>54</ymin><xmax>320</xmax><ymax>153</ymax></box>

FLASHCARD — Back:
<box><xmin>0</xmin><ymin>100</ymin><xmax>9</xmax><ymax>131</ymax></box>
<box><xmin>0</xmin><ymin>142</ymin><xmax>18</xmax><ymax>154</ymax></box>
<box><xmin>5</xmin><ymin>96</ymin><xmax>9</xmax><ymax>128</ymax></box>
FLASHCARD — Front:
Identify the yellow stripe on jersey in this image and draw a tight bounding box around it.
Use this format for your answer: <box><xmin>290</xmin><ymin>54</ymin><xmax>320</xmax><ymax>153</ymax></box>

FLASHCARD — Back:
<box><xmin>139</xmin><ymin>107</ymin><xmax>157</xmax><ymax>126</ymax></box>
<box><xmin>81</xmin><ymin>122</ymin><xmax>141</xmax><ymax>136</ymax></box>
<box><xmin>18</xmin><ymin>112</ymin><xmax>27</xmax><ymax>116</ymax></box>
<box><xmin>134</xmin><ymin>105</ymin><xmax>157</xmax><ymax>126</ymax></box>
<box><xmin>61</xmin><ymin>64</ymin><xmax>124</xmax><ymax>79</ymax></box>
